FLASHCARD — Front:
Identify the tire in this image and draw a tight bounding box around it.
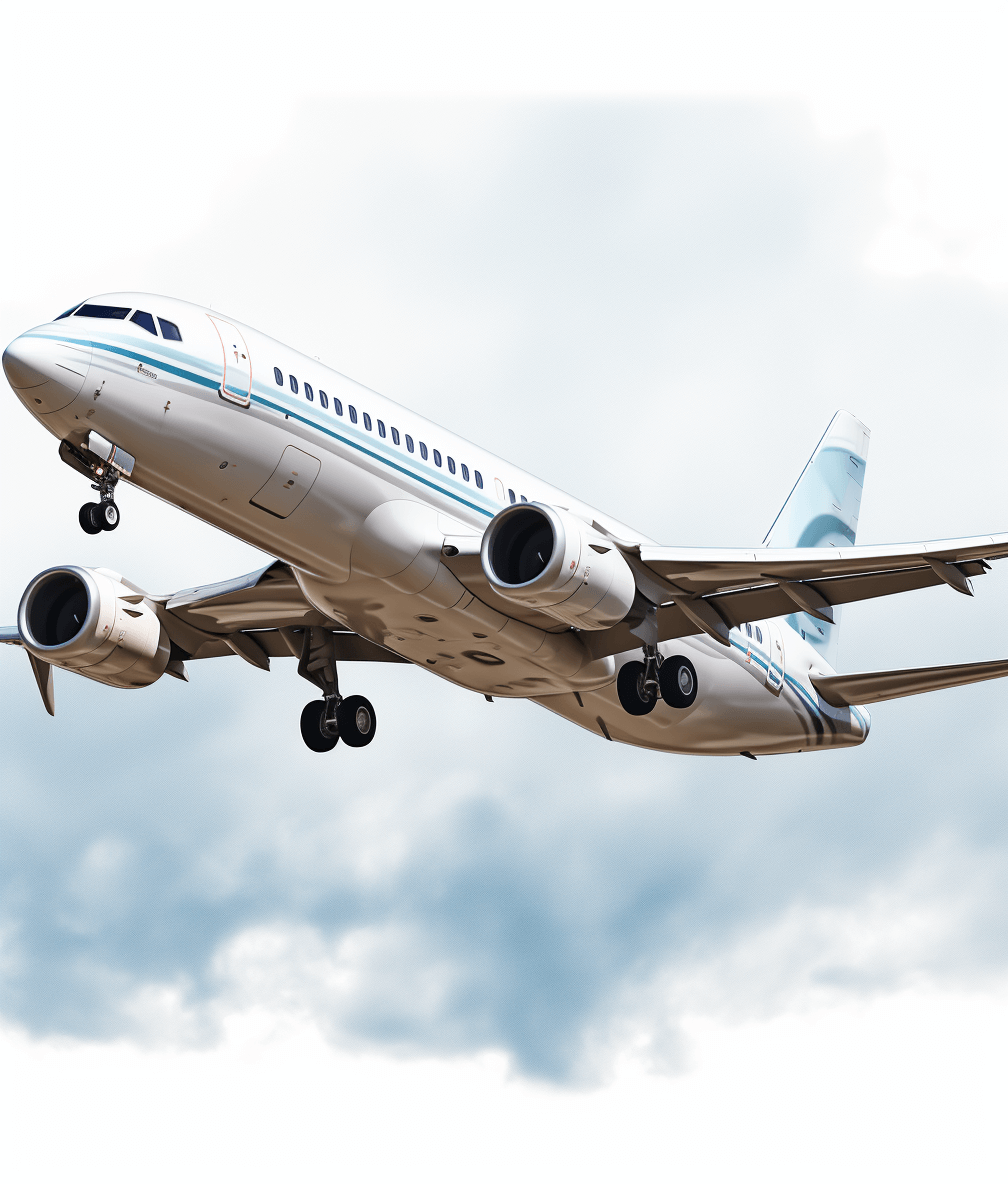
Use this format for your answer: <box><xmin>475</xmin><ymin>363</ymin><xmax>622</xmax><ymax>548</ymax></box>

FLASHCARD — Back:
<box><xmin>100</xmin><ymin>501</ymin><xmax>120</xmax><ymax>530</ymax></box>
<box><xmin>616</xmin><ymin>660</ymin><xmax>657</xmax><ymax>716</ymax></box>
<box><xmin>659</xmin><ymin>655</ymin><xmax>698</xmax><ymax>709</ymax></box>
<box><xmin>337</xmin><ymin>694</ymin><xmax>376</xmax><ymax>747</ymax></box>
<box><xmin>79</xmin><ymin>503</ymin><xmax>101</xmax><ymax>535</ymax></box>
<box><xmin>300</xmin><ymin>700</ymin><xmax>338</xmax><ymax>752</ymax></box>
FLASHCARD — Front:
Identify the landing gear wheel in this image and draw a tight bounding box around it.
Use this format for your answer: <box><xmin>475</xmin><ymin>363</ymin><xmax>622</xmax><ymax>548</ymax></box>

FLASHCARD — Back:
<box><xmin>659</xmin><ymin>655</ymin><xmax>698</xmax><ymax>709</ymax></box>
<box><xmin>300</xmin><ymin>700</ymin><xmax>339</xmax><ymax>752</ymax></box>
<box><xmin>617</xmin><ymin>660</ymin><xmax>658</xmax><ymax>716</ymax></box>
<box><xmin>337</xmin><ymin>695</ymin><xmax>376</xmax><ymax>747</ymax></box>
<box><xmin>99</xmin><ymin>501</ymin><xmax>120</xmax><ymax>530</ymax></box>
<box><xmin>79</xmin><ymin>503</ymin><xmax>101</xmax><ymax>535</ymax></box>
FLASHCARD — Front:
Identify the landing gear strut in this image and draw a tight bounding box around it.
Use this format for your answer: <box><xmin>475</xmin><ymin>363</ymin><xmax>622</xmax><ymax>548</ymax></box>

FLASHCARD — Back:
<box><xmin>79</xmin><ymin>464</ymin><xmax>120</xmax><ymax>534</ymax></box>
<box><xmin>296</xmin><ymin>627</ymin><xmax>377</xmax><ymax>753</ymax></box>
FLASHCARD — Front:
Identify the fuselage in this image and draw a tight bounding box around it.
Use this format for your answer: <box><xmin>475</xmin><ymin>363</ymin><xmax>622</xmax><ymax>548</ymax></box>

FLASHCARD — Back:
<box><xmin>4</xmin><ymin>292</ymin><xmax>870</xmax><ymax>755</ymax></box>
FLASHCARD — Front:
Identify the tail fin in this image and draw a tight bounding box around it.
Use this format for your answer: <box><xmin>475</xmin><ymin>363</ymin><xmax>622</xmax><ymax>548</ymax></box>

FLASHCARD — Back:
<box><xmin>764</xmin><ymin>410</ymin><xmax>871</xmax><ymax>667</ymax></box>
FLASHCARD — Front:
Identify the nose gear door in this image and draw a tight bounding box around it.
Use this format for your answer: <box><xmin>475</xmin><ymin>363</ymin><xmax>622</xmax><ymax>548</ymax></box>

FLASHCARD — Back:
<box><xmin>208</xmin><ymin>315</ymin><xmax>252</xmax><ymax>407</ymax></box>
<box><xmin>765</xmin><ymin>620</ymin><xmax>785</xmax><ymax>695</ymax></box>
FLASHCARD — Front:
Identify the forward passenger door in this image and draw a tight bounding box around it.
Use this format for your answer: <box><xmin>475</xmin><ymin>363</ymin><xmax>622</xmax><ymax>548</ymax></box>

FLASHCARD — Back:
<box><xmin>209</xmin><ymin>315</ymin><xmax>252</xmax><ymax>408</ymax></box>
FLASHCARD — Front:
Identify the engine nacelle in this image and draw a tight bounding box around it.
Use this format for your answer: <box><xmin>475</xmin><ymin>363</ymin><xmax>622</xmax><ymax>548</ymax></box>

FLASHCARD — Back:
<box><xmin>18</xmin><ymin>566</ymin><xmax>170</xmax><ymax>689</ymax></box>
<box><xmin>480</xmin><ymin>503</ymin><xmax>637</xmax><ymax>630</ymax></box>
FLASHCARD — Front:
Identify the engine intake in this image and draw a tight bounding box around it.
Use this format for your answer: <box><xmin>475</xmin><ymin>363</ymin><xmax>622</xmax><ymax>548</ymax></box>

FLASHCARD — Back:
<box><xmin>18</xmin><ymin>566</ymin><xmax>170</xmax><ymax>689</ymax></box>
<box><xmin>481</xmin><ymin>503</ymin><xmax>636</xmax><ymax>630</ymax></box>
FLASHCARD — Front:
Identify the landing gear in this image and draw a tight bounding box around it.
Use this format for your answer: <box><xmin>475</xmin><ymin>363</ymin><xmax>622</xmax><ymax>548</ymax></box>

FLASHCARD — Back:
<box><xmin>617</xmin><ymin>648</ymin><xmax>699</xmax><ymax>715</ymax></box>
<box><xmin>659</xmin><ymin>655</ymin><xmax>698</xmax><ymax>709</ymax></box>
<box><xmin>78</xmin><ymin>465</ymin><xmax>120</xmax><ymax>533</ymax></box>
<box><xmin>300</xmin><ymin>700</ymin><xmax>339</xmax><ymax>752</ymax></box>
<box><xmin>296</xmin><ymin>627</ymin><xmax>378</xmax><ymax>752</ymax></box>
<box><xmin>617</xmin><ymin>657</ymin><xmax>659</xmax><ymax>715</ymax></box>
<box><xmin>337</xmin><ymin>695</ymin><xmax>376</xmax><ymax>747</ymax></box>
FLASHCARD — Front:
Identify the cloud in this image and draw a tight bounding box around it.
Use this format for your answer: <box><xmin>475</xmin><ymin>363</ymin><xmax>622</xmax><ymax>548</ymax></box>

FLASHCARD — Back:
<box><xmin>2</xmin><ymin>102</ymin><xmax>1007</xmax><ymax>1083</ymax></box>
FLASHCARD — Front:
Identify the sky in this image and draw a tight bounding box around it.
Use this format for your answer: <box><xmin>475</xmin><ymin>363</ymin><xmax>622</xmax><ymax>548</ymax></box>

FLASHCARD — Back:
<box><xmin>2</xmin><ymin>3</ymin><xmax>1008</xmax><ymax>1180</ymax></box>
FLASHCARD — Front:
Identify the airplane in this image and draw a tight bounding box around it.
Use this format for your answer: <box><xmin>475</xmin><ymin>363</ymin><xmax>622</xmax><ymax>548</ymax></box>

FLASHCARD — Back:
<box><xmin>2</xmin><ymin>293</ymin><xmax>1007</xmax><ymax>758</ymax></box>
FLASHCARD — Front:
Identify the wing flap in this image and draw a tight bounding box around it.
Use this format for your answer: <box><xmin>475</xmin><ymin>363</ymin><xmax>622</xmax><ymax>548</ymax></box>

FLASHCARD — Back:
<box><xmin>811</xmin><ymin>658</ymin><xmax>1008</xmax><ymax>707</ymax></box>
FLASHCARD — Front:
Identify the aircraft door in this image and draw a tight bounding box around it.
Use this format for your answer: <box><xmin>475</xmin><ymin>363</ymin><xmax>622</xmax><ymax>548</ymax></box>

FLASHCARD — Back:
<box><xmin>765</xmin><ymin>620</ymin><xmax>785</xmax><ymax>695</ymax></box>
<box><xmin>208</xmin><ymin>315</ymin><xmax>252</xmax><ymax>407</ymax></box>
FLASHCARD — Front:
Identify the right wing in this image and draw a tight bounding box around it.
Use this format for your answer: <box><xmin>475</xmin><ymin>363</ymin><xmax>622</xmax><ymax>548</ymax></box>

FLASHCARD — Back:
<box><xmin>581</xmin><ymin>532</ymin><xmax>1008</xmax><ymax>657</ymax></box>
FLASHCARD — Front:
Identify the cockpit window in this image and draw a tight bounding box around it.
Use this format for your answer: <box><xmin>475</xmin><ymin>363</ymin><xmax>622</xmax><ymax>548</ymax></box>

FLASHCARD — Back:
<box><xmin>75</xmin><ymin>304</ymin><xmax>131</xmax><ymax>320</ymax></box>
<box><xmin>158</xmin><ymin>317</ymin><xmax>182</xmax><ymax>341</ymax></box>
<box><xmin>55</xmin><ymin>304</ymin><xmax>82</xmax><ymax>320</ymax></box>
<box><xmin>130</xmin><ymin>310</ymin><xmax>157</xmax><ymax>335</ymax></box>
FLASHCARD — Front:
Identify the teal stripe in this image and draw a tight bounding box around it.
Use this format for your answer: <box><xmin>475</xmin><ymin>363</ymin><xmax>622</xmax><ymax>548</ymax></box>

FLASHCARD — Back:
<box><xmin>35</xmin><ymin>331</ymin><xmax>497</xmax><ymax>519</ymax></box>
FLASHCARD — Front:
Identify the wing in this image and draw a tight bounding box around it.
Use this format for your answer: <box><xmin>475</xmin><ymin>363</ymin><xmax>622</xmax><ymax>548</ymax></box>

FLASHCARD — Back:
<box><xmin>579</xmin><ymin>532</ymin><xmax>1008</xmax><ymax>658</ymax></box>
<box><xmin>3</xmin><ymin>560</ymin><xmax>406</xmax><ymax>716</ymax></box>
<box><xmin>811</xmin><ymin>658</ymin><xmax>1008</xmax><ymax>707</ymax></box>
<box><xmin>152</xmin><ymin>560</ymin><xmax>407</xmax><ymax>670</ymax></box>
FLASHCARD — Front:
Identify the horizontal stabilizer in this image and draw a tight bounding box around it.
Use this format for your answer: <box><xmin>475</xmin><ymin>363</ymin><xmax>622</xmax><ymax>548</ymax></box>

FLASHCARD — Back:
<box><xmin>811</xmin><ymin>658</ymin><xmax>1008</xmax><ymax>708</ymax></box>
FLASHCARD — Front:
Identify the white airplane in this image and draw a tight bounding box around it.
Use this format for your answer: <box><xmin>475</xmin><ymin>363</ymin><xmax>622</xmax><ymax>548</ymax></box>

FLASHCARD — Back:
<box><xmin>3</xmin><ymin>293</ymin><xmax>1007</xmax><ymax>757</ymax></box>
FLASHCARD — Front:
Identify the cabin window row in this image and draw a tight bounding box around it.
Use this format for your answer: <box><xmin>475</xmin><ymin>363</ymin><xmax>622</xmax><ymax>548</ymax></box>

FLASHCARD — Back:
<box><xmin>273</xmin><ymin>367</ymin><xmax>499</xmax><ymax>492</ymax></box>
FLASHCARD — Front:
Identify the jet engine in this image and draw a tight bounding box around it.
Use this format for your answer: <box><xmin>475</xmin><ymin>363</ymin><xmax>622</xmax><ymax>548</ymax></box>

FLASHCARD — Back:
<box><xmin>480</xmin><ymin>503</ymin><xmax>636</xmax><ymax>630</ymax></box>
<box><xmin>18</xmin><ymin>566</ymin><xmax>170</xmax><ymax>688</ymax></box>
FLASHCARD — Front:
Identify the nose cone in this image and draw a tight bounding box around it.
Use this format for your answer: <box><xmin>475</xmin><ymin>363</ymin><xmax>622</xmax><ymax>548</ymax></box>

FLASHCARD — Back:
<box><xmin>4</xmin><ymin>332</ymin><xmax>92</xmax><ymax>413</ymax></box>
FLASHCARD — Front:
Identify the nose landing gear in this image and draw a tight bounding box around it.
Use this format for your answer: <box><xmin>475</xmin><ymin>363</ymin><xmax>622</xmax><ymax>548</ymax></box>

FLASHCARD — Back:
<box><xmin>296</xmin><ymin>627</ymin><xmax>377</xmax><ymax>753</ymax></box>
<box><xmin>78</xmin><ymin>461</ymin><xmax>120</xmax><ymax>534</ymax></box>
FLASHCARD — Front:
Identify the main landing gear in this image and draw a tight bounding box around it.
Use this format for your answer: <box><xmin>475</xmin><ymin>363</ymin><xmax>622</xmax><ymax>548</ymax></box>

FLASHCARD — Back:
<box><xmin>616</xmin><ymin>645</ymin><xmax>698</xmax><ymax>715</ymax></box>
<box><xmin>79</xmin><ymin>465</ymin><xmax>120</xmax><ymax>534</ymax></box>
<box><xmin>297</xmin><ymin>627</ymin><xmax>377</xmax><ymax>753</ymax></box>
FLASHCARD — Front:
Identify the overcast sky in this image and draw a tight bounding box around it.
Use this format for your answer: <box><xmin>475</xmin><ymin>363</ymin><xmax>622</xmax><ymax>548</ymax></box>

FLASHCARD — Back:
<box><xmin>2</xmin><ymin>4</ymin><xmax>1008</xmax><ymax>1180</ymax></box>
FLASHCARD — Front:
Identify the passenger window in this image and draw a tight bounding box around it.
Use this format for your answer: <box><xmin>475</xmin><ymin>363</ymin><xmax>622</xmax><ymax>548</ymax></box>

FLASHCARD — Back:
<box><xmin>377</xmin><ymin>420</ymin><xmax>386</xmax><ymax>438</ymax></box>
<box><xmin>363</xmin><ymin>413</ymin><xmax>372</xmax><ymax>431</ymax></box>
<box><xmin>274</xmin><ymin>366</ymin><xmax>283</xmax><ymax>386</ymax></box>
<box><xmin>433</xmin><ymin>449</ymin><xmax>442</xmax><ymax>467</ymax></box>
<box><xmin>461</xmin><ymin>463</ymin><xmax>469</xmax><ymax>481</ymax></box>
<box><xmin>447</xmin><ymin>456</ymin><xmax>455</xmax><ymax>475</ymax></box>
<box><xmin>746</xmin><ymin>624</ymin><xmax>752</xmax><ymax>638</ymax></box>
<box><xmin>406</xmin><ymin>434</ymin><xmax>414</xmax><ymax>453</ymax></box>
<box><xmin>320</xmin><ymin>391</ymin><xmax>329</xmax><ymax>409</ymax></box>
<box><xmin>290</xmin><ymin>375</ymin><xmax>299</xmax><ymax>395</ymax></box>
<box><xmin>755</xmin><ymin>626</ymin><xmax>763</xmax><ymax>644</ymax></box>
<box><xmin>349</xmin><ymin>405</ymin><xmax>357</xmax><ymax>424</ymax></box>
<box><xmin>475</xmin><ymin>470</ymin><xmax>483</xmax><ymax>489</ymax></box>
<box><xmin>158</xmin><ymin>317</ymin><xmax>182</xmax><ymax>340</ymax></box>
<box><xmin>305</xmin><ymin>382</ymin><xmax>314</xmax><ymax>402</ymax></box>
<box><xmin>509</xmin><ymin>489</ymin><xmax>516</xmax><ymax>504</ymax></box>
<box><xmin>419</xmin><ymin>442</ymin><xmax>428</xmax><ymax>460</ymax></box>
<box><xmin>391</xmin><ymin>427</ymin><xmax>400</xmax><ymax>445</ymax></box>
<box><xmin>130</xmin><ymin>310</ymin><xmax>157</xmax><ymax>335</ymax></box>
<box><xmin>334</xmin><ymin>397</ymin><xmax>343</xmax><ymax>415</ymax></box>
<box><xmin>76</xmin><ymin>304</ymin><xmax>131</xmax><ymax>319</ymax></box>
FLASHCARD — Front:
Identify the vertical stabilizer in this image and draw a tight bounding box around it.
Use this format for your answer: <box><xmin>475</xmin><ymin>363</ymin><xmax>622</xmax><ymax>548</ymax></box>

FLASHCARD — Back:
<box><xmin>764</xmin><ymin>410</ymin><xmax>870</xmax><ymax>667</ymax></box>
